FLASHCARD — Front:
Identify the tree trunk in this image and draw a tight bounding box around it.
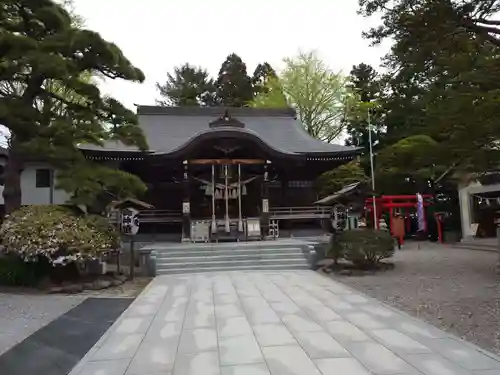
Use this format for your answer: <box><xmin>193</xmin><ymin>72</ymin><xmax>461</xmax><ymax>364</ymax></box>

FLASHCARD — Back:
<box><xmin>3</xmin><ymin>140</ymin><xmax>23</xmax><ymax>214</ymax></box>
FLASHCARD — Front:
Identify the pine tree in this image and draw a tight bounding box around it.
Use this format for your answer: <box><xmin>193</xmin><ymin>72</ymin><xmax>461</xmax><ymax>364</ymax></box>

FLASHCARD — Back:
<box><xmin>252</xmin><ymin>62</ymin><xmax>277</xmax><ymax>96</ymax></box>
<box><xmin>344</xmin><ymin>63</ymin><xmax>382</xmax><ymax>149</ymax></box>
<box><xmin>156</xmin><ymin>63</ymin><xmax>216</xmax><ymax>107</ymax></box>
<box><xmin>0</xmin><ymin>0</ymin><xmax>147</xmax><ymax>213</ymax></box>
<box><xmin>215</xmin><ymin>54</ymin><xmax>254</xmax><ymax>107</ymax></box>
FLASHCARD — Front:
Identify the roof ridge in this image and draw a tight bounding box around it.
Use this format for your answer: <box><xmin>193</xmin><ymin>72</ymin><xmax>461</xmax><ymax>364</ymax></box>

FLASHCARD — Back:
<box><xmin>136</xmin><ymin>105</ymin><xmax>297</xmax><ymax>118</ymax></box>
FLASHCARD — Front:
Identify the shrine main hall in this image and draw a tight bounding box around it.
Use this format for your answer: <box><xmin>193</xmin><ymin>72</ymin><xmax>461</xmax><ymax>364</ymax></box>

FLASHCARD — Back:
<box><xmin>81</xmin><ymin>106</ymin><xmax>360</xmax><ymax>242</ymax></box>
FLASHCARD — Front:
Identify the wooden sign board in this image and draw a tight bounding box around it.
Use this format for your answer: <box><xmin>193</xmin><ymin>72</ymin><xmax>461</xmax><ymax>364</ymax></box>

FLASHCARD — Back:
<box><xmin>470</xmin><ymin>223</ymin><xmax>479</xmax><ymax>237</ymax></box>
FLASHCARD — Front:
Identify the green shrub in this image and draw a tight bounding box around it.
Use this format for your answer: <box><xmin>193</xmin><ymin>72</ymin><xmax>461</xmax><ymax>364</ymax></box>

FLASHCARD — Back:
<box><xmin>0</xmin><ymin>205</ymin><xmax>119</xmax><ymax>265</ymax></box>
<box><xmin>327</xmin><ymin>234</ymin><xmax>344</xmax><ymax>264</ymax></box>
<box><xmin>336</xmin><ymin>229</ymin><xmax>395</xmax><ymax>268</ymax></box>
<box><xmin>82</xmin><ymin>214</ymin><xmax>121</xmax><ymax>250</ymax></box>
<box><xmin>0</xmin><ymin>255</ymin><xmax>51</xmax><ymax>286</ymax></box>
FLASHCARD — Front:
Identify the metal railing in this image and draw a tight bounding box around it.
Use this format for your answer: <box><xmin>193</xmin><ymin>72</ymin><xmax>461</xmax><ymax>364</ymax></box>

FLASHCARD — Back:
<box><xmin>108</xmin><ymin>206</ymin><xmax>330</xmax><ymax>224</ymax></box>
<box><xmin>269</xmin><ymin>206</ymin><xmax>330</xmax><ymax>220</ymax></box>
<box><xmin>139</xmin><ymin>209</ymin><xmax>182</xmax><ymax>223</ymax></box>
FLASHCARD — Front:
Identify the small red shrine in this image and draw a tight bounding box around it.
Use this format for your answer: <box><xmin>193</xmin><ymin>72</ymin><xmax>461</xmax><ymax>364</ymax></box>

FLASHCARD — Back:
<box><xmin>364</xmin><ymin>195</ymin><xmax>443</xmax><ymax>243</ymax></box>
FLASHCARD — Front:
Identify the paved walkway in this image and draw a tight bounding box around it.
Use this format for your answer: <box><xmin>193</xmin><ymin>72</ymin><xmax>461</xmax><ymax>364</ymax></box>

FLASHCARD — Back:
<box><xmin>70</xmin><ymin>271</ymin><xmax>500</xmax><ymax>375</ymax></box>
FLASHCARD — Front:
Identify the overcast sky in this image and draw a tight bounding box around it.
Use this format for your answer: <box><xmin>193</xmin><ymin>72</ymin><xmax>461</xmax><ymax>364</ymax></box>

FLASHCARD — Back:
<box><xmin>72</xmin><ymin>0</ymin><xmax>390</xmax><ymax>110</ymax></box>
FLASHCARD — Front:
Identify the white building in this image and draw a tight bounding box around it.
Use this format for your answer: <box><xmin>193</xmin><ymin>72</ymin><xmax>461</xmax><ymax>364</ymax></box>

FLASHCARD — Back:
<box><xmin>458</xmin><ymin>178</ymin><xmax>500</xmax><ymax>240</ymax></box>
<box><xmin>0</xmin><ymin>150</ymin><xmax>70</xmax><ymax>207</ymax></box>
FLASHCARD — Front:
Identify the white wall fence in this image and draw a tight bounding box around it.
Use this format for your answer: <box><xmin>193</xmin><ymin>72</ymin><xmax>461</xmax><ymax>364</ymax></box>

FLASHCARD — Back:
<box><xmin>0</xmin><ymin>162</ymin><xmax>70</xmax><ymax>206</ymax></box>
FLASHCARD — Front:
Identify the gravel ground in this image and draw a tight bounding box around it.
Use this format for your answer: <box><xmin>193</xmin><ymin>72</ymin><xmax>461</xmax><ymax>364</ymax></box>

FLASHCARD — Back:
<box><xmin>0</xmin><ymin>278</ymin><xmax>151</xmax><ymax>356</ymax></box>
<box><xmin>0</xmin><ymin>294</ymin><xmax>85</xmax><ymax>355</ymax></box>
<box><xmin>330</xmin><ymin>243</ymin><xmax>500</xmax><ymax>355</ymax></box>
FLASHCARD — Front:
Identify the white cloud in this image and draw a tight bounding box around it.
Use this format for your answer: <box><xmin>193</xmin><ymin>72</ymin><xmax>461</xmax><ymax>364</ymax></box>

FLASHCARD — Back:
<box><xmin>73</xmin><ymin>0</ymin><xmax>390</xmax><ymax>109</ymax></box>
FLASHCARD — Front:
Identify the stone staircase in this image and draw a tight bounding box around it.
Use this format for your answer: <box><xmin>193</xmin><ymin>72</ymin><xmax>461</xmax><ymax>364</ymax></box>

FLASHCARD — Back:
<box><xmin>146</xmin><ymin>240</ymin><xmax>313</xmax><ymax>275</ymax></box>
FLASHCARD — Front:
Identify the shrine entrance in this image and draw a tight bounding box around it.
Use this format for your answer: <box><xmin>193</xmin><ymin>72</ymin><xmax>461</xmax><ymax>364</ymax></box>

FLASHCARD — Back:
<box><xmin>187</xmin><ymin>158</ymin><xmax>268</xmax><ymax>240</ymax></box>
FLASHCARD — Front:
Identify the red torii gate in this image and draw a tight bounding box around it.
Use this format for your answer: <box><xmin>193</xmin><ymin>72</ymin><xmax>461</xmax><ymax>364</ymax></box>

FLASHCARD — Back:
<box><xmin>364</xmin><ymin>195</ymin><xmax>440</xmax><ymax>244</ymax></box>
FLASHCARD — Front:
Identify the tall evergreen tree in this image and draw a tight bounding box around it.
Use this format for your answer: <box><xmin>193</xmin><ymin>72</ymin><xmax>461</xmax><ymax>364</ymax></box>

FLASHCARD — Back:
<box><xmin>0</xmin><ymin>0</ymin><xmax>147</xmax><ymax>213</ymax></box>
<box><xmin>359</xmin><ymin>0</ymin><xmax>500</xmax><ymax>177</ymax></box>
<box><xmin>252</xmin><ymin>62</ymin><xmax>277</xmax><ymax>96</ymax></box>
<box><xmin>156</xmin><ymin>63</ymin><xmax>216</xmax><ymax>107</ymax></box>
<box><xmin>344</xmin><ymin>63</ymin><xmax>383</xmax><ymax>149</ymax></box>
<box><xmin>215</xmin><ymin>54</ymin><xmax>254</xmax><ymax>107</ymax></box>
<box><xmin>360</xmin><ymin>0</ymin><xmax>500</xmax><ymax>48</ymax></box>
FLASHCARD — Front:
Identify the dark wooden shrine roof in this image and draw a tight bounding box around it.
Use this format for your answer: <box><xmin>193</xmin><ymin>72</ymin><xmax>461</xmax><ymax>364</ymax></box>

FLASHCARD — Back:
<box><xmin>80</xmin><ymin>106</ymin><xmax>361</xmax><ymax>158</ymax></box>
<box><xmin>314</xmin><ymin>182</ymin><xmax>362</xmax><ymax>205</ymax></box>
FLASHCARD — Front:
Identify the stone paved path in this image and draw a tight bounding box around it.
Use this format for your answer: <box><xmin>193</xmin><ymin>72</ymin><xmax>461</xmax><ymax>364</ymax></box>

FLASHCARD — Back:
<box><xmin>70</xmin><ymin>271</ymin><xmax>500</xmax><ymax>375</ymax></box>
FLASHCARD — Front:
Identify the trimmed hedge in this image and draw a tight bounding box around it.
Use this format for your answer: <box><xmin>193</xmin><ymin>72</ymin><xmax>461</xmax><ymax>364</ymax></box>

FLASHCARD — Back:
<box><xmin>331</xmin><ymin>229</ymin><xmax>395</xmax><ymax>268</ymax></box>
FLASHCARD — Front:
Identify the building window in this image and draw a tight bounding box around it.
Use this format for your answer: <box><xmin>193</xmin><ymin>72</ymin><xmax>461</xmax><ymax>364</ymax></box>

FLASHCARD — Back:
<box><xmin>36</xmin><ymin>169</ymin><xmax>51</xmax><ymax>188</ymax></box>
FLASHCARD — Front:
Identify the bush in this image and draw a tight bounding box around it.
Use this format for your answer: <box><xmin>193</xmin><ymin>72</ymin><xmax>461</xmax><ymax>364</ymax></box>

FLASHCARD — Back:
<box><xmin>82</xmin><ymin>214</ymin><xmax>121</xmax><ymax>250</ymax></box>
<box><xmin>0</xmin><ymin>205</ymin><xmax>120</xmax><ymax>265</ymax></box>
<box><xmin>328</xmin><ymin>234</ymin><xmax>344</xmax><ymax>264</ymax></box>
<box><xmin>0</xmin><ymin>254</ymin><xmax>51</xmax><ymax>286</ymax></box>
<box><xmin>335</xmin><ymin>229</ymin><xmax>395</xmax><ymax>268</ymax></box>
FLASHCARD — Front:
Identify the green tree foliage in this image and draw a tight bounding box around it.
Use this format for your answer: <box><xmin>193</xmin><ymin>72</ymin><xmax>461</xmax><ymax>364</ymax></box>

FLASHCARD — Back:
<box><xmin>57</xmin><ymin>0</ymin><xmax>84</xmax><ymax>27</ymax></box>
<box><xmin>253</xmin><ymin>51</ymin><xmax>354</xmax><ymax>142</ymax></box>
<box><xmin>57</xmin><ymin>164</ymin><xmax>147</xmax><ymax>214</ymax></box>
<box><xmin>156</xmin><ymin>63</ymin><xmax>216</xmax><ymax>107</ymax></box>
<box><xmin>252</xmin><ymin>62</ymin><xmax>277</xmax><ymax>96</ymax></box>
<box><xmin>358</xmin><ymin>0</ymin><xmax>500</xmax><ymax>180</ymax></box>
<box><xmin>215</xmin><ymin>53</ymin><xmax>254</xmax><ymax>107</ymax></box>
<box><xmin>250</xmin><ymin>77</ymin><xmax>288</xmax><ymax>109</ymax></box>
<box><xmin>360</xmin><ymin>0</ymin><xmax>500</xmax><ymax>47</ymax></box>
<box><xmin>344</xmin><ymin>64</ymin><xmax>384</xmax><ymax>150</ymax></box>
<box><xmin>316</xmin><ymin>161</ymin><xmax>368</xmax><ymax>197</ymax></box>
<box><xmin>377</xmin><ymin>135</ymin><xmax>440</xmax><ymax>179</ymax></box>
<box><xmin>0</xmin><ymin>0</ymin><xmax>147</xmax><ymax>213</ymax></box>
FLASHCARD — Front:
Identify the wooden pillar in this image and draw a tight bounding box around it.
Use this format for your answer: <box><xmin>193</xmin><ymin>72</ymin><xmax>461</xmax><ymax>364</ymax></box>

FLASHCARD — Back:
<box><xmin>238</xmin><ymin>164</ymin><xmax>243</xmax><ymax>232</ymax></box>
<box><xmin>423</xmin><ymin>204</ymin><xmax>428</xmax><ymax>233</ymax></box>
<box><xmin>261</xmin><ymin>160</ymin><xmax>271</xmax><ymax>236</ymax></box>
<box><xmin>436</xmin><ymin>213</ymin><xmax>443</xmax><ymax>243</ymax></box>
<box><xmin>389</xmin><ymin>199</ymin><xmax>393</xmax><ymax>235</ymax></box>
<box><xmin>281</xmin><ymin>170</ymin><xmax>288</xmax><ymax>207</ymax></box>
<box><xmin>224</xmin><ymin>164</ymin><xmax>230</xmax><ymax>233</ymax></box>
<box><xmin>181</xmin><ymin>160</ymin><xmax>191</xmax><ymax>242</ymax></box>
<box><xmin>211</xmin><ymin>164</ymin><xmax>216</xmax><ymax>233</ymax></box>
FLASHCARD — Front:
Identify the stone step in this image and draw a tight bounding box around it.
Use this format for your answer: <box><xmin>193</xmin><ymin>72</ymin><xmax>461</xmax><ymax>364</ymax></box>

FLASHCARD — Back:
<box><xmin>143</xmin><ymin>241</ymin><xmax>311</xmax><ymax>253</ymax></box>
<box><xmin>156</xmin><ymin>258</ymin><xmax>308</xmax><ymax>270</ymax></box>
<box><xmin>454</xmin><ymin>242</ymin><xmax>498</xmax><ymax>252</ymax></box>
<box><xmin>156</xmin><ymin>263</ymin><xmax>310</xmax><ymax>275</ymax></box>
<box><xmin>156</xmin><ymin>252</ymin><xmax>306</xmax><ymax>264</ymax></box>
<box><xmin>154</xmin><ymin>247</ymin><xmax>305</xmax><ymax>258</ymax></box>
